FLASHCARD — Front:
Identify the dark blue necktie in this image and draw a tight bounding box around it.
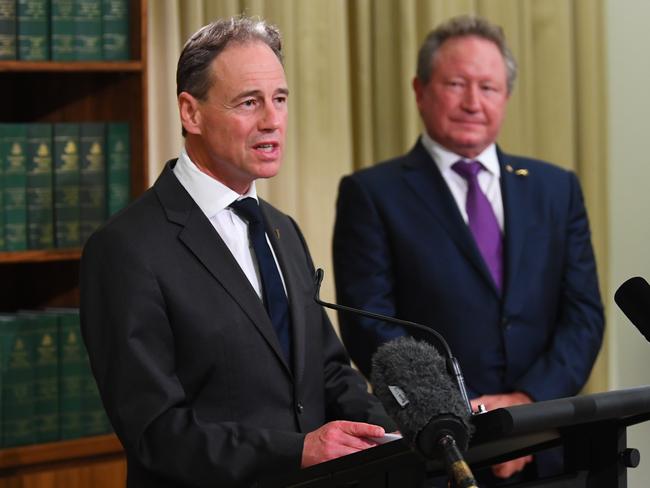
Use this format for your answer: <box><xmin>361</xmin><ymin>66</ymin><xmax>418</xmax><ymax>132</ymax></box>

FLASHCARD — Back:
<box><xmin>452</xmin><ymin>160</ymin><xmax>503</xmax><ymax>292</ymax></box>
<box><xmin>230</xmin><ymin>198</ymin><xmax>292</xmax><ymax>365</ymax></box>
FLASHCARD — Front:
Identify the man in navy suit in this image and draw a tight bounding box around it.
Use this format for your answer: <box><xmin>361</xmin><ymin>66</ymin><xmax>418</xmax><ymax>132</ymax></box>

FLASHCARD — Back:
<box><xmin>333</xmin><ymin>15</ymin><xmax>604</xmax><ymax>483</ymax></box>
<box><xmin>81</xmin><ymin>17</ymin><xmax>394</xmax><ymax>487</ymax></box>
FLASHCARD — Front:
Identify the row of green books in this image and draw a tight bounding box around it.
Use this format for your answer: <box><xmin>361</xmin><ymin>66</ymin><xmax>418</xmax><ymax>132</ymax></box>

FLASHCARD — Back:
<box><xmin>0</xmin><ymin>121</ymin><xmax>131</xmax><ymax>252</ymax></box>
<box><xmin>0</xmin><ymin>0</ymin><xmax>129</xmax><ymax>61</ymax></box>
<box><xmin>0</xmin><ymin>309</ymin><xmax>112</xmax><ymax>448</ymax></box>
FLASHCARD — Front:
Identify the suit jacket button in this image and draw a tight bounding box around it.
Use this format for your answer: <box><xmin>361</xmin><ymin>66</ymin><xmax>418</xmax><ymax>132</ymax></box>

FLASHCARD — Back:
<box><xmin>296</xmin><ymin>402</ymin><xmax>304</xmax><ymax>414</ymax></box>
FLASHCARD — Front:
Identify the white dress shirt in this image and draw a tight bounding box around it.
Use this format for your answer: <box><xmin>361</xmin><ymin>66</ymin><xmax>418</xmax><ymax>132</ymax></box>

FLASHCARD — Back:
<box><xmin>420</xmin><ymin>132</ymin><xmax>504</xmax><ymax>231</ymax></box>
<box><xmin>173</xmin><ymin>148</ymin><xmax>287</xmax><ymax>299</ymax></box>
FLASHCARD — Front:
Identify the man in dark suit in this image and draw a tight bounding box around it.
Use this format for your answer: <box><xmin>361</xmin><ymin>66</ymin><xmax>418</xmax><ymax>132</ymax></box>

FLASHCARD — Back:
<box><xmin>81</xmin><ymin>17</ymin><xmax>395</xmax><ymax>487</ymax></box>
<box><xmin>333</xmin><ymin>15</ymin><xmax>604</xmax><ymax>483</ymax></box>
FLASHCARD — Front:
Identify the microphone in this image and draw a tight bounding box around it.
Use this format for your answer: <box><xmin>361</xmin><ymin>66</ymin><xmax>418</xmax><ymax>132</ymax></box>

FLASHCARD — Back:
<box><xmin>313</xmin><ymin>268</ymin><xmax>473</xmax><ymax>414</ymax></box>
<box><xmin>614</xmin><ymin>276</ymin><xmax>650</xmax><ymax>343</ymax></box>
<box><xmin>372</xmin><ymin>337</ymin><xmax>477</xmax><ymax>487</ymax></box>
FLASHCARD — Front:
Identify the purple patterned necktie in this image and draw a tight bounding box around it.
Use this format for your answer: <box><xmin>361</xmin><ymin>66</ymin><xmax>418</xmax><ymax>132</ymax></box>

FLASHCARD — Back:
<box><xmin>452</xmin><ymin>160</ymin><xmax>503</xmax><ymax>292</ymax></box>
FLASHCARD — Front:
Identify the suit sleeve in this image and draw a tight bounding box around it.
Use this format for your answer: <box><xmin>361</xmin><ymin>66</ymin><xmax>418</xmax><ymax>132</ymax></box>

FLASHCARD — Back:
<box><xmin>332</xmin><ymin>175</ymin><xmax>407</xmax><ymax>379</ymax></box>
<box><xmin>513</xmin><ymin>172</ymin><xmax>605</xmax><ymax>401</ymax></box>
<box><xmin>80</xmin><ymin>228</ymin><xmax>303</xmax><ymax>488</ymax></box>
<box><xmin>288</xmin><ymin>216</ymin><xmax>397</xmax><ymax>431</ymax></box>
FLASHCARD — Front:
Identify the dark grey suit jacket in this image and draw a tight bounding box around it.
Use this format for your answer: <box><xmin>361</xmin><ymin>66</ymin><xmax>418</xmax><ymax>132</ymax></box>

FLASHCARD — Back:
<box><xmin>80</xmin><ymin>161</ymin><xmax>394</xmax><ymax>487</ymax></box>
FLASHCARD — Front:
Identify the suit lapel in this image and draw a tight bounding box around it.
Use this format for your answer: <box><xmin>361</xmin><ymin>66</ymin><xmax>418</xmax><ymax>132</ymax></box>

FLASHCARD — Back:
<box><xmin>499</xmin><ymin>150</ymin><xmax>530</xmax><ymax>301</ymax></box>
<box><xmin>154</xmin><ymin>162</ymin><xmax>292</xmax><ymax>376</ymax></box>
<box><xmin>402</xmin><ymin>142</ymin><xmax>499</xmax><ymax>295</ymax></box>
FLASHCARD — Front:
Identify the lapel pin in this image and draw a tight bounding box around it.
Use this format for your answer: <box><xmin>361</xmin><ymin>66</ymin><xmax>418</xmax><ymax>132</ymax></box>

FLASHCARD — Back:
<box><xmin>275</xmin><ymin>229</ymin><xmax>281</xmax><ymax>239</ymax></box>
<box><xmin>505</xmin><ymin>164</ymin><xmax>514</xmax><ymax>173</ymax></box>
<box><xmin>515</xmin><ymin>169</ymin><xmax>529</xmax><ymax>177</ymax></box>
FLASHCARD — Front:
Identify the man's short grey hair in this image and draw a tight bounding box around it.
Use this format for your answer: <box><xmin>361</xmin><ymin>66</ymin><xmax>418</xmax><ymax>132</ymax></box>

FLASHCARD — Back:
<box><xmin>176</xmin><ymin>15</ymin><xmax>283</xmax><ymax>101</ymax></box>
<box><xmin>416</xmin><ymin>15</ymin><xmax>517</xmax><ymax>93</ymax></box>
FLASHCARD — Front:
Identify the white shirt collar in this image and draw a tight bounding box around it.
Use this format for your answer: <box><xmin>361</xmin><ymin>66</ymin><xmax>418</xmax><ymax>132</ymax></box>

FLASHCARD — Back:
<box><xmin>174</xmin><ymin>147</ymin><xmax>258</xmax><ymax>219</ymax></box>
<box><xmin>420</xmin><ymin>132</ymin><xmax>500</xmax><ymax>178</ymax></box>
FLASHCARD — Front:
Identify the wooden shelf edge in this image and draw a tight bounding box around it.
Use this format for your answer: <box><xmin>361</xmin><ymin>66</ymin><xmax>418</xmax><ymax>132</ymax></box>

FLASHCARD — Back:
<box><xmin>0</xmin><ymin>434</ymin><xmax>123</xmax><ymax>471</ymax></box>
<box><xmin>0</xmin><ymin>249</ymin><xmax>82</xmax><ymax>264</ymax></box>
<box><xmin>0</xmin><ymin>61</ymin><xmax>143</xmax><ymax>72</ymax></box>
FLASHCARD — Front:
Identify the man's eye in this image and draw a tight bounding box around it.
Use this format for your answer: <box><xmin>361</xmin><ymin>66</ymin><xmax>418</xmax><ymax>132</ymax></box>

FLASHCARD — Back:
<box><xmin>242</xmin><ymin>99</ymin><xmax>257</xmax><ymax>108</ymax></box>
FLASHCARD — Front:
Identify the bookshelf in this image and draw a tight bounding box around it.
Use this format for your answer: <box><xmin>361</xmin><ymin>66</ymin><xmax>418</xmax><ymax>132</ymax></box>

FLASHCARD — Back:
<box><xmin>0</xmin><ymin>0</ymin><xmax>147</xmax><ymax>485</ymax></box>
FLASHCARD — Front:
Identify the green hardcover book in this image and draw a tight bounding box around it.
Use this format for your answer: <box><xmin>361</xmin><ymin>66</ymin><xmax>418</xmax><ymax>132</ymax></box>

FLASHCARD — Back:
<box><xmin>0</xmin><ymin>314</ymin><xmax>35</xmax><ymax>447</ymax></box>
<box><xmin>102</xmin><ymin>0</ymin><xmax>129</xmax><ymax>60</ymax></box>
<box><xmin>51</xmin><ymin>0</ymin><xmax>76</xmax><ymax>61</ymax></box>
<box><xmin>0</xmin><ymin>131</ymin><xmax>4</xmax><ymax>251</ymax></box>
<box><xmin>26</xmin><ymin>123</ymin><xmax>54</xmax><ymax>250</ymax></box>
<box><xmin>53</xmin><ymin>123</ymin><xmax>81</xmax><ymax>248</ymax></box>
<box><xmin>74</xmin><ymin>0</ymin><xmax>101</xmax><ymax>61</ymax></box>
<box><xmin>20</xmin><ymin>312</ymin><xmax>59</xmax><ymax>443</ymax></box>
<box><xmin>17</xmin><ymin>0</ymin><xmax>49</xmax><ymax>61</ymax></box>
<box><xmin>0</xmin><ymin>0</ymin><xmax>16</xmax><ymax>60</ymax></box>
<box><xmin>81</xmin><ymin>350</ymin><xmax>107</xmax><ymax>436</ymax></box>
<box><xmin>106</xmin><ymin>122</ymin><xmax>130</xmax><ymax>217</ymax></box>
<box><xmin>0</xmin><ymin>124</ymin><xmax>28</xmax><ymax>251</ymax></box>
<box><xmin>0</xmin><ymin>149</ymin><xmax>4</xmax><ymax>251</ymax></box>
<box><xmin>53</xmin><ymin>309</ymin><xmax>84</xmax><ymax>439</ymax></box>
<box><xmin>79</xmin><ymin>122</ymin><xmax>105</xmax><ymax>244</ymax></box>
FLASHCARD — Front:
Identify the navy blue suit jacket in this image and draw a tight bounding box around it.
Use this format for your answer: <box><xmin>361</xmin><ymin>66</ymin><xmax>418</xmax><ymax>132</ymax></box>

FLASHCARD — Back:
<box><xmin>333</xmin><ymin>140</ymin><xmax>604</xmax><ymax>402</ymax></box>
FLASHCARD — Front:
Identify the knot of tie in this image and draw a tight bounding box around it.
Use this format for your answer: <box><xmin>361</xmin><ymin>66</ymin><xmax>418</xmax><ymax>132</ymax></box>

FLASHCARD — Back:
<box><xmin>452</xmin><ymin>160</ymin><xmax>483</xmax><ymax>180</ymax></box>
<box><xmin>230</xmin><ymin>197</ymin><xmax>262</xmax><ymax>224</ymax></box>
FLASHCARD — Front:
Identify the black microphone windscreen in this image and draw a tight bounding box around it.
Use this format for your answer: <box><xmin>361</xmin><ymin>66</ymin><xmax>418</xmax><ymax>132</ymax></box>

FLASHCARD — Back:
<box><xmin>371</xmin><ymin>337</ymin><xmax>471</xmax><ymax>455</ymax></box>
<box><xmin>614</xmin><ymin>276</ymin><xmax>650</xmax><ymax>343</ymax></box>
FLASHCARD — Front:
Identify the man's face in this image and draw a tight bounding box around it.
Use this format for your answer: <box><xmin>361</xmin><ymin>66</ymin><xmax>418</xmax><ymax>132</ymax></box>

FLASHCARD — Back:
<box><xmin>181</xmin><ymin>41</ymin><xmax>288</xmax><ymax>193</ymax></box>
<box><xmin>413</xmin><ymin>35</ymin><xmax>509</xmax><ymax>158</ymax></box>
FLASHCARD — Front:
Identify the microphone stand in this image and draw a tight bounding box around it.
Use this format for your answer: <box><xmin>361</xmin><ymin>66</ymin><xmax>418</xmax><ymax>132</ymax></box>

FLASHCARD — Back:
<box><xmin>313</xmin><ymin>268</ymin><xmax>474</xmax><ymax>416</ymax></box>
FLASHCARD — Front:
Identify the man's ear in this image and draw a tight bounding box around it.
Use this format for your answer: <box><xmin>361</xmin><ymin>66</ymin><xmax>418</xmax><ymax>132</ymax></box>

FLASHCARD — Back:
<box><xmin>412</xmin><ymin>77</ymin><xmax>424</xmax><ymax>106</ymax></box>
<box><xmin>178</xmin><ymin>92</ymin><xmax>202</xmax><ymax>135</ymax></box>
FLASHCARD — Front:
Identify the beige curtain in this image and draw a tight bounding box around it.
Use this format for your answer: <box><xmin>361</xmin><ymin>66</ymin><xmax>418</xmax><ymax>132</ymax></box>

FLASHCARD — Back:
<box><xmin>148</xmin><ymin>0</ymin><xmax>608</xmax><ymax>392</ymax></box>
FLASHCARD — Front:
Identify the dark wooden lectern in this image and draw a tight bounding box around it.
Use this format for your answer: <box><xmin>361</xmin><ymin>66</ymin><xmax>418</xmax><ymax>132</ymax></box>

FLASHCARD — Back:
<box><xmin>259</xmin><ymin>386</ymin><xmax>650</xmax><ymax>488</ymax></box>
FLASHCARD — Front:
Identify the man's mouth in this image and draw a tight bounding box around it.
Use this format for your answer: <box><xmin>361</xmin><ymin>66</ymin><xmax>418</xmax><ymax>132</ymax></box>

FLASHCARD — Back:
<box><xmin>254</xmin><ymin>142</ymin><xmax>278</xmax><ymax>152</ymax></box>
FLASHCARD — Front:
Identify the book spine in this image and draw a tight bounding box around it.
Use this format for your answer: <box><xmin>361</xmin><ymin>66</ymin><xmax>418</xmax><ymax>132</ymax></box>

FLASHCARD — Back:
<box><xmin>17</xmin><ymin>0</ymin><xmax>49</xmax><ymax>61</ymax></box>
<box><xmin>0</xmin><ymin>0</ymin><xmax>16</xmax><ymax>60</ymax></box>
<box><xmin>27</xmin><ymin>313</ymin><xmax>59</xmax><ymax>443</ymax></box>
<box><xmin>106</xmin><ymin>122</ymin><xmax>130</xmax><ymax>217</ymax></box>
<box><xmin>51</xmin><ymin>0</ymin><xmax>76</xmax><ymax>61</ymax></box>
<box><xmin>0</xmin><ymin>145</ymin><xmax>4</xmax><ymax>251</ymax></box>
<box><xmin>53</xmin><ymin>123</ymin><xmax>81</xmax><ymax>248</ymax></box>
<box><xmin>81</xmin><ymin>351</ymin><xmax>107</xmax><ymax>436</ymax></box>
<box><xmin>0</xmin><ymin>124</ymin><xmax>28</xmax><ymax>251</ymax></box>
<box><xmin>26</xmin><ymin>123</ymin><xmax>54</xmax><ymax>250</ymax></box>
<box><xmin>0</xmin><ymin>314</ymin><xmax>35</xmax><ymax>447</ymax></box>
<box><xmin>79</xmin><ymin>122</ymin><xmax>106</xmax><ymax>243</ymax></box>
<box><xmin>102</xmin><ymin>0</ymin><xmax>129</xmax><ymax>60</ymax></box>
<box><xmin>56</xmin><ymin>310</ymin><xmax>84</xmax><ymax>440</ymax></box>
<box><xmin>74</xmin><ymin>0</ymin><xmax>102</xmax><ymax>61</ymax></box>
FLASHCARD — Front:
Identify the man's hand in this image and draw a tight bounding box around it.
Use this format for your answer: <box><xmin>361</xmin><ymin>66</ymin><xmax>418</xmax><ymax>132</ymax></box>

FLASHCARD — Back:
<box><xmin>470</xmin><ymin>392</ymin><xmax>534</xmax><ymax>479</ymax></box>
<box><xmin>470</xmin><ymin>391</ymin><xmax>533</xmax><ymax>411</ymax></box>
<box><xmin>301</xmin><ymin>421</ymin><xmax>384</xmax><ymax>468</ymax></box>
<box><xmin>491</xmin><ymin>455</ymin><xmax>533</xmax><ymax>478</ymax></box>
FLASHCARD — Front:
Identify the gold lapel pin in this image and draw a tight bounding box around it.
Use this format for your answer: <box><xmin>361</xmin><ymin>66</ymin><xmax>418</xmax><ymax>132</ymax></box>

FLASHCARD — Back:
<box><xmin>515</xmin><ymin>169</ymin><xmax>529</xmax><ymax>176</ymax></box>
<box><xmin>275</xmin><ymin>229</ymin><xmax>281</xmax><ymax>239</ymax></box>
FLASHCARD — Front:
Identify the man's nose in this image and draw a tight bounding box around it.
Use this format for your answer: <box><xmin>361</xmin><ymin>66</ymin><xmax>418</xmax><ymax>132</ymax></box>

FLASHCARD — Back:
<box><xmin>259</xmin><ymin>101</ymin><xmax>282</xmax><ymax>130</ymax></box>
<box><xmin>461</xmin><ymin>85</ymin><xmax>480</xmax><ymax>111</ymax></box>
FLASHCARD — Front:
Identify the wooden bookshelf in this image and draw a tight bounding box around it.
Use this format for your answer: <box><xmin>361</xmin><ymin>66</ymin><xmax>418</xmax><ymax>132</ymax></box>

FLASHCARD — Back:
<box><xmin>0</xmin><ymin>0</ymin><xmax>148</xmax><ymax>485</ymax></box>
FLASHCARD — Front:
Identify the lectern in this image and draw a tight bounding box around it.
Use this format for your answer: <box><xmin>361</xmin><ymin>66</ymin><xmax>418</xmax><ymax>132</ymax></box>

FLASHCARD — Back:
<box><xmin>259</xmin><ymin>386</ymin><xmax>650</xmax><ymax>488</ymax></box>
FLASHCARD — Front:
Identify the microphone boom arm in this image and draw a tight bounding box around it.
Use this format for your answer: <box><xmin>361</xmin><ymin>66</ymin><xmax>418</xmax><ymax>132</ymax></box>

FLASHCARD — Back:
<box><xmin>314</xmin><ymin>268</ymin><xmax>473</xmax><ymax>415</ymax></box>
